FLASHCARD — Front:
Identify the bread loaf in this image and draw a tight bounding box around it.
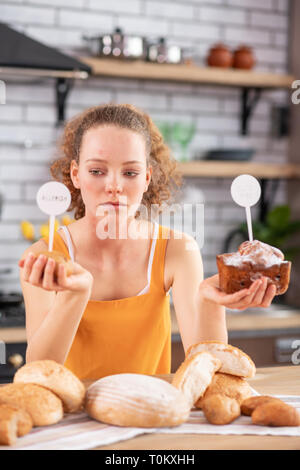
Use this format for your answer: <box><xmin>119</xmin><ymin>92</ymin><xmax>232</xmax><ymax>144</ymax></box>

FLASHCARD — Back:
<box><xmin>186</xmin><ymin>341</ymin><xmax>256</xmax><ymax>378</ymax></box>
<box><xmin>172</xmin><ymin>351</ymin><xmax>221</xmax><ymax>408</ymax></box>
<box><xmin>202</xmin><ymin>394</ymin><xmax>241</xmax><ymax>425</ymax></box>
<box><xmin>0</xmin><ymin>404</ymin><xmax>33</xmax><ymax>446</ymax></box>
<box><xmin>14</xmin><ymin>360</ymin><xmax>85</xmax><ymax>413</ymax></box>
<box><xmin>85</xmin><ymin>373</ymin><xmax>190</xmax><ymax>428</ymax></box>
<box><xmin>0</xmin><ymin>383</ymin><xmax>63</xmax><ymax>426</ymax></box>
<box><xmin>195</xmin><ymin>372</ymin><xmax>253</xmax><ymax>409</ymax></box>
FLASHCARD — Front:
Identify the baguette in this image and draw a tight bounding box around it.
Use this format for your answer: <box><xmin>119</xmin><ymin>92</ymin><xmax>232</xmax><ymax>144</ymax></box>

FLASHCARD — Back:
<box><xmin>241</xmin><ymin>395</ymin><xmax>283</xmax><ymax>416</ymax></box>
<box><xmin>202</xmin><ymin>394</ymin><xmax>241</xmax><ymax>425</ymax></box>
<box><xmin>195</xmin><ymin>372</ymin><xmax>252</xmax><ymax>409</ymax></box>
<box><xmin>252</xmin><ymin>400</ymin><xmax>300</xmax><ymax>427</ymax></box>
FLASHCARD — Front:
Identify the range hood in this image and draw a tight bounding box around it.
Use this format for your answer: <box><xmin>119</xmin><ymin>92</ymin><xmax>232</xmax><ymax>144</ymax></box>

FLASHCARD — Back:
<box><xmin>0</xmin><ymin>23</ymin><xmax>91</xmax><ymax>78</ymax></box>
<box><xmin>0</xmin><ymin>23</ymin><xmax>92</xmax><ymax>124</ymax></box>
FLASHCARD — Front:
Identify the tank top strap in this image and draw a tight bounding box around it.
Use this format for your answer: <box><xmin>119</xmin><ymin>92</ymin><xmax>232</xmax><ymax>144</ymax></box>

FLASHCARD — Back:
<box><xmin>58</xmin><ymin>226</ymin><xmax>75</xmax><ymax>262</ymax></box>
<box><xmin>149</xmin><ymin>224</ymin><xmax>170</xmax><ymax>294</ymax></box>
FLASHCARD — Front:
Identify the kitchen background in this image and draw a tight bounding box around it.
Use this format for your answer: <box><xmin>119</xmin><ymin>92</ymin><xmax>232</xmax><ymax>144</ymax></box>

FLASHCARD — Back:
<box><xmin>0</xmin><ymin>0</ymin><xmax>291</xmax><ymax>290</ymax></box>
<box><xmin>0</xmin><ymin>0</ymin><xmax>299</xmax><ymax>376</ymax></box>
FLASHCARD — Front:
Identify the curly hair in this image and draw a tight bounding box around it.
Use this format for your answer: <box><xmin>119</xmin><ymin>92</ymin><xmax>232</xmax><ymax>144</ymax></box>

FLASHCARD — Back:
<box><xmin>50</xmin><ymin>103</ymin><xmax>183</xmax><ymax>220</ymax></box>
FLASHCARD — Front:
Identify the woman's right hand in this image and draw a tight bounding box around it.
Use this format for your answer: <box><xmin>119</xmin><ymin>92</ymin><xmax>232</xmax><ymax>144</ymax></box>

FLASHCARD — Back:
<box><xmin>18</xmin><ymin>252</ymin><xmax>94</xmax><ymax>294</ymax></box>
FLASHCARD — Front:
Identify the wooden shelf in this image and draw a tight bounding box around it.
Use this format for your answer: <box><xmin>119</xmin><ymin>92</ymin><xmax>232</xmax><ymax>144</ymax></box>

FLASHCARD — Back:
<box><xmin>176</xmin><ymin>161</ymin><xmax>300</xmax><ymax>179</ymax></box>
<box><xmin>80</xmin><ymin>57</ymin><xmax>294</xmax><ymax>88</ymax></box>
<box><xmin>0</xmin><ymin>327</ymin><xmax>26</xmax><ymax>343</ymax></box>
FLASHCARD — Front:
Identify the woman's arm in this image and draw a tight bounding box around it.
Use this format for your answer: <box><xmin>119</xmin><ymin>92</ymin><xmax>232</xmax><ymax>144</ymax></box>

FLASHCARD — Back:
<box><xmin>19</xmin><ymin>241</ymin><xmax>93</xmax><ymax>364</ymax></box>
<box><xmin>171</xmin><ymin>233</ymin><xmax>276</xmax><ymax>354</ymax></box>
<box><xmin>25</xmin><ymin>289</ymin><xmax>91</xmax><ymax>364</ymax></box>
<box><xmin>171</xmin><ymin>234</ymin><xmax>227</xmax><ymax>353</ymax></box>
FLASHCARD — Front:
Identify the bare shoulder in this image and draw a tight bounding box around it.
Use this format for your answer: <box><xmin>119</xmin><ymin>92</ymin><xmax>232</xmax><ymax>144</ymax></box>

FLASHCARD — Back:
<box><xmin>19</xmin><ymin>239</ymin><xmax>48</xmax><ymax>261</ymax></box>
<box><xmin>166</xmin><ymin>228</ymin><xmax>200</xmax><ymax>257</ymax></box>
<box><xmin>165</xmin><ymin>228</ymin><xmax>202</xmax><ymax>287</ymax></box>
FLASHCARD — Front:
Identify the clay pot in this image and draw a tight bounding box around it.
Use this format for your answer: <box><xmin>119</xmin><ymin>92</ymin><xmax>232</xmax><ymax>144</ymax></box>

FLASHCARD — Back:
<box><xmin>233</xmin><ymin>46</ymin><xmax>255</xmax><ymax>70</ymax></box>
<box><xmin>206</xmin><ymin>44</ymin><xmax>233</xmax><ymax>68</ymax></box>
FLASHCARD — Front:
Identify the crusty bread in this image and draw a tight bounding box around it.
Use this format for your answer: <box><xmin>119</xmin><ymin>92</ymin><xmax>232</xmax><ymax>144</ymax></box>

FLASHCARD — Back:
<box><xmin>241</xmin><ymin>395</ymin><xmax>283</xmax><ymax>416</ymax></box>
<box><xmin>14</xmin><ymin>360</ymin><xmax>85</xmax><ymax>413</ymax></box>
<box><xmin>195</xmin><ymin>372</ymin><xmax>253</xmax><ymax>409</ymax></box>
<box><xmin>0</xmin><ymin>405</ymin><xmax>19</xmax><ymax>446</ymax></box>
<box><xmin>172</xmin><ymin>351</ymin><xmax>221</xmax><ymax>408</ymax></box>
<box><xmin>252</xmin><ymin>400</ymin><xmax>300</xmax><ymax>427</ymax></box>
<box><xmin>0</xmin><ymin>404</ymin><xmax>33</xmax><ymax>445</ymax></box>
<box><xmin>85</xmin><ymin>373</ymin><xmax>190</xmax><ymax>428</ymax></box>
<box><xmin>33</xmin><ymin>250</ymin><xmax>73</xmax><ymax>280</ymax></box>
<box><xmin>186</xmin><ymin>341</ymin><xmax>256</xmax><ymax>378</ymax></box>
<box><xmin>0</xmin><ymin>383</ymin><xmax>63</xmax><ymax>426</ymax></box>
<box><xmin>6</xmin><ymin>404</ymin><xmax>33</xmax><ymax>437</ymax></box>
<box><xmin>202</xmin><ymin>394</ymin><xmax>241</xmax><ymax>425</ymax></box>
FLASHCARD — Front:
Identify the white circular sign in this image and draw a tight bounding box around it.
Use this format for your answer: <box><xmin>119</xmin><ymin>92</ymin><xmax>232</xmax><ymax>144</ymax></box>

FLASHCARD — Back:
<box><xmin>36</xmin><ymin>181</ymin><xmax>71</xmax><ymax>216</ymax></box>
<box><xmin>231</xmin><ymin>174</ymin><xmax>261</xmax><ymax>208</ymax></box>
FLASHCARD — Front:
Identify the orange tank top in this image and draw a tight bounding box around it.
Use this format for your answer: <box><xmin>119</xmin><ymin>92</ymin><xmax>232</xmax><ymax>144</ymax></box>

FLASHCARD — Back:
<box><xmin>41</xmin><ymin>223</ymin><xmax>171</xmax><ymax>380</ymax></box>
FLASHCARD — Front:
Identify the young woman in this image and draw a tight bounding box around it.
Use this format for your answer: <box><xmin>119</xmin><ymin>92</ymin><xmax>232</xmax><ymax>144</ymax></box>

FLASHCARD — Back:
<box><xmin>18</xmin><ymin>104</ymin><xmax>276</xmax><ymax>380</ymax></box>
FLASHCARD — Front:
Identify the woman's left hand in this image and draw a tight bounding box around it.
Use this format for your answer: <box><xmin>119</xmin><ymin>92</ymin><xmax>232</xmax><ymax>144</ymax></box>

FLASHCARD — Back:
<box><xmin>199</xmin><ymin>274</ymin><xmax>277</xmax><ymax>311</ymax></box>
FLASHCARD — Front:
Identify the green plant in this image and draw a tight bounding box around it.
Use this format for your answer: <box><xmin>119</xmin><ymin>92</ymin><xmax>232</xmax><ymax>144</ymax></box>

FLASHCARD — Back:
<box><xmin>239</xmin><ymin>205</ymin><xmax>300</xmax><ymax>261</ymax></box>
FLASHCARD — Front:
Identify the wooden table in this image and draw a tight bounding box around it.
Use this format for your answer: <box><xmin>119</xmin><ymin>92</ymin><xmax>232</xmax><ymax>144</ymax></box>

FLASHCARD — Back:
<box><xmin>94</xmin><ymin>366</ymin><xmax>300</xmax><ymax>450</ymax></box>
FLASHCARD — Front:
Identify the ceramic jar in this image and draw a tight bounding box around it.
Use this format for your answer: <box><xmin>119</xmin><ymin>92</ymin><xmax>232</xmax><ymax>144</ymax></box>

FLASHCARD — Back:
<box><xmin>206</xmin><ymin>44</ymin><xmax>233</xmax><ymax>68</ymax></box>
<box><xmin>233</xmin><ymin>46</ymin><xmax>255</xmax><ymax>70</ymax></box>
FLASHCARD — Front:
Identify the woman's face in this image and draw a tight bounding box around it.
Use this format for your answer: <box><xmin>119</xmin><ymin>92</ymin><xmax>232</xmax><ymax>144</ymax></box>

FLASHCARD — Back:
<box><xmin>70</xmin><ymin>125</ymin><xmax>152</xmax><ymax>225</ymax></box>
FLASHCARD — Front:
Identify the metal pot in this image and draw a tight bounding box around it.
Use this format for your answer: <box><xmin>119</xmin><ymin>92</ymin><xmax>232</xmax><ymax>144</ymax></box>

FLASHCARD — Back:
<box><xmin>83</xmin><ymin>28</ymin><xmax>147</xmax><ymax>60</ymax></box>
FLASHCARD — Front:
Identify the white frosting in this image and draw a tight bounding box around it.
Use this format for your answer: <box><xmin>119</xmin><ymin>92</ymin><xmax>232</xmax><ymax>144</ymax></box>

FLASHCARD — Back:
<box><xmin>223</xmin><ymin>240</ymin><xmax>284</xmax><ymax>268</ymax></box>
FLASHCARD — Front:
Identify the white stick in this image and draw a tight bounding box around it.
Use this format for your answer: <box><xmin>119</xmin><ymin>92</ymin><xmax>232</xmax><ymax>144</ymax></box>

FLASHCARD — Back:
<box><xmin>245</xmin><ymin>206</ymin><xmax>253</xmax><ymax>242</ymax></box>
<box><xmin>48</xmin><ymin>214</ymin><xmax>55</xmax><ymax>252</ymax></box>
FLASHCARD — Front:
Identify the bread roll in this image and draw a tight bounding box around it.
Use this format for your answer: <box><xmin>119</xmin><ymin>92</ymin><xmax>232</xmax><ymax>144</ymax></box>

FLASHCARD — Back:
<box><xmin>6</xmin><ymin>404</ymin><xmax>33</xmax><ymax>437</ymax></box>
<box><xmin>202</xmin><ymin>394</ymin><xmax>241</xmax><ymax>425</ymax></box>
<box><xmin>34</xmin><ymin>250</ymin><xmax>73</xmax><ymax>279</ymax></box>
<box><xmin>85</xmin><ymin>373</ymin><xmax>190</xmax><ymax>428</ymax></box>
<box><xmin>14</xmin><ymin>360</ymin><xmax>85</xmax><ymax>413</ymax></box>
<box><xmin>186</xmin><ymin>341</ymin><xmax>256</xmax><ymax>378</ymax></box>
<box><xmin>0</xmin><ymin>383</ymin><xmax>63</xmax><ymax>426</ymax></box>
<box><xmin>252</xmin><ymin>401</ymin><xmax>300</xmax><ymax>427</ymax></box>
<box><xmin>195</xmin><ymin>372</ymin><xmax>253</xmax><ymax>409</ymax></box>
<box><xmin>241</xmin><ymin>395</ymin><xmax>283</xmax><ymax>416</ymax></box>
<box><xmin>172</xmin><ymin>351</ymin><xmax>221</xmax><ymax>408</ymax></box>
<box><xmin>0</xmin><ymin>405</ymin><xmax>19</xmax><ymax>446</ymax></box>
<box><xmin>0</xmin><ymin>404</ymin><xmax>33</xmax><ymax>445</ymax></box>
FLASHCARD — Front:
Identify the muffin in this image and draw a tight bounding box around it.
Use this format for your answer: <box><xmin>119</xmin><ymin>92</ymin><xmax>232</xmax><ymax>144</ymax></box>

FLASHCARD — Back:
<box><xmin>216</xmin><ymin>240</ymin><xmax>291</xmax><ymax>295</ymax></box>
<box><xmin>34</xmin><ymin>250</ymin><xmax>73</xmax><ymax>282</ymax></box>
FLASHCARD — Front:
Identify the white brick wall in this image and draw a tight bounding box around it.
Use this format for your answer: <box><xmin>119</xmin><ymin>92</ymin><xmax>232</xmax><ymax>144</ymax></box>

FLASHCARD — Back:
<box><xmin>0</xmin><ymin>0</ymin><xmax>291</xmax><ymax>291</ymax></box>
<box><xmin>199</xmin><ymin>5</ymin><xmax>247</xmax><ymax>25</ymax></box>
